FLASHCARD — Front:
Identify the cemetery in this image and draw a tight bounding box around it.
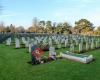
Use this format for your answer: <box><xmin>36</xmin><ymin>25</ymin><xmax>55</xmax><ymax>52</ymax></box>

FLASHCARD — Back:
<box><xmin>1</xmin><ymin>1</ymin><xmax>100</xmax><ymax>80</ymax></box>
<box><xmin>0</xmin><ymin>32</ymin><xmax>100</xmax><ymax>80</ymax></box>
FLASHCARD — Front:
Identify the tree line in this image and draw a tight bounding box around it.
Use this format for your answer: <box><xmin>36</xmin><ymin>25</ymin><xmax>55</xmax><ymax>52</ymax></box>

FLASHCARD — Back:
<box><xmin>0</xmin><ymin>18</ymin><xmax>100</xmax><ymax>35</ymax></box>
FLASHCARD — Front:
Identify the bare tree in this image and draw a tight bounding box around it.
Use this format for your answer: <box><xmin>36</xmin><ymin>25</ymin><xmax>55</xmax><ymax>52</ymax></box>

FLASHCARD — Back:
<box><xmin>0</xmin><ymin>22</ymin><xmax>5</xmax><ymax>33</ymax></box>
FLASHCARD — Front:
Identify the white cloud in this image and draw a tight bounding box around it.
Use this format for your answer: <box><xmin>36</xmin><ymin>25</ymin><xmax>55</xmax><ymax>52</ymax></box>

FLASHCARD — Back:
<box><xmin>0</xmin><ymin>14</ymin><xmax>14</xmax><ymax>17</ymax></box>
<box><xmin>0</xmin><ymin>10</ymin><xmax>24</xmax><ymax>18</ymax></box>
<box><xmin>73</xmin><ymin>0</ymin><xmax>95</xmax><ymax>3</ymax></box>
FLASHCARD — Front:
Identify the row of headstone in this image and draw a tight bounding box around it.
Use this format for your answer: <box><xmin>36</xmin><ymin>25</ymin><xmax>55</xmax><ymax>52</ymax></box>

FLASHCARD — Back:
<box><xmin>4</xmin><ymin>34</ymin><xmax>100</xmax><ymax>54</ymax></box>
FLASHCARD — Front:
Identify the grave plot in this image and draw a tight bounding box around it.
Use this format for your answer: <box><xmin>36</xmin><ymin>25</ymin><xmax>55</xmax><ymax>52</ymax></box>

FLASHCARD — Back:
<box><xmin>60</xmin><ymin>51</ymin><xmax>93</xmax><ymax>63</ymax></box>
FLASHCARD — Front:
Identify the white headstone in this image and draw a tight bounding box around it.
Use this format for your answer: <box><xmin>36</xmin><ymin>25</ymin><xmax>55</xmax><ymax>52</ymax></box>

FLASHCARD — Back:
<box><xmin>25</xmin><ymin>41</ymin><xmax>29</xmax><ymax>48</ymax></box>
<box><xmin>49</xmin><ymin>46</ymin><xmax>56</xmax><ymax>59</ymax></box>
<box><xmin>28</xmin><ymin>43</ymin><xmax>33</xmax><ymax>53</ymax></box>
<box><xmin>6</xmin><ymin>38</ymin><xmax>11</xmax><ymax>46</ymax></box>
<box><xmin>15</xmin><ymin>38</ymin><xmax>20</xmax><ymax>48</ymax></box>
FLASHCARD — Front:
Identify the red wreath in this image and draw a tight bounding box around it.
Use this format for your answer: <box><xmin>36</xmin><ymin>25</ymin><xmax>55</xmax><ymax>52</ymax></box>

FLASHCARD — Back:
<box><xmin>32</xmin><ymin>47</ymin><xmax>44</xmax><ymax>58</ymax></box>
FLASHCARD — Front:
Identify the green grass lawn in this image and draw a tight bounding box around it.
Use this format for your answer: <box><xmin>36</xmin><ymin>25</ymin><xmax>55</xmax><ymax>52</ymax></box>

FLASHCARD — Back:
<box><xmin>0</xmin><ymin>44</ymin><xmax>100</xmax><ymax>80</ymax></box>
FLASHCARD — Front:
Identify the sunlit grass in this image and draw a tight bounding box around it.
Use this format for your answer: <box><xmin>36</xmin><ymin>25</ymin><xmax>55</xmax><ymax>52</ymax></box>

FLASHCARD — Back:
<box><xmin>0</xmin><ymin>44</ymin><xmax>100</xmax><ymax>80</ymax></box>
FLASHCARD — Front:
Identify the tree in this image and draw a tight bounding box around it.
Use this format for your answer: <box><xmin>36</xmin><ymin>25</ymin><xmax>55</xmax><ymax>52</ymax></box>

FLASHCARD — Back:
<box><xmin>46</xmin><ymin>21</ymin><xmax>52</xmax><ymax>27</ymax></box>
<box><xmin>0</xmin><ymin>22</ymin><xmax>5</xmax><ymax>33</ymax></box>
<box><xmin>27</xmin><ymin>26</ymin><xmax>35</xmax><ymax>33</ymax></box>
<box><xmin>39</xmin><ymin>21</ymin><xmax>45</xmax><ymax>27</ymax></box>
<box><xmin>62</xmin><ymin>22</ymin><xmax>72</xmax><ymax>34</ymax></box>
<box><xmin>5</xmin><ymin>26</ymin><xmax>10</xmax><ymax>32</ymax></box>
<box><xmin>56</xmin><ymin>22</ymin><xmax>72</xmax><ymax>34</ymax></box>
<box><xmin>45</xmin><ymin>21</ymin><xmax>52</xmax><ymax>33</ymax></box>
<box><xmin>56</xmin><ymin>23</ymin><xmax>63</xmax><ymax>34</ymax></box>
<box><xmin>16</xmin><ymin>26</ymin><xmax>25</xmax><ymax>33</ymax></box>
<box><xmin>74</xmin><ymin>19</ymin><xmax>94</xmax><ymax>35</ymax></box>
<box><xmin>9</xmin><ymin>24</ymin><xmax>15</xmax><ymax>33</ymax></box>
<box><xmin>94</xmin><ymin>26</ymin><xmax>100</xmax><ymax>35</ymax></box>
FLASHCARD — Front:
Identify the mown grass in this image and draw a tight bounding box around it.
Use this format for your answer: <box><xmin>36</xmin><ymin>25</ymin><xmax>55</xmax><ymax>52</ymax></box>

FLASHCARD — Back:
<box><xmin>0</xmin><ymin>44</ymin><xmax>100</xmax><ymax>80</ymax></box>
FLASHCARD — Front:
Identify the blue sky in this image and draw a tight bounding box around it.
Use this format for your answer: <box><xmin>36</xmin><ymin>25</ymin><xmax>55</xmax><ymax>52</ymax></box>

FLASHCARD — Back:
<box><xmin>0</xmin><ymin>0</ymin><xmax>100</xmax><ymax>29</ymax></box>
